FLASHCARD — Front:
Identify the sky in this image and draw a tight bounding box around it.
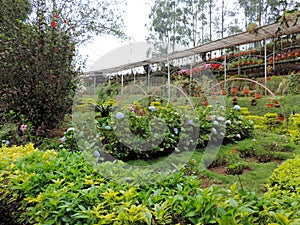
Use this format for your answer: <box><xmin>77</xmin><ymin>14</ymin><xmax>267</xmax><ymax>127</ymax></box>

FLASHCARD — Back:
<box><xmin>79</xmin><ymin>0</ymin><xmax>151</xmax><ymax>71</ymax></box>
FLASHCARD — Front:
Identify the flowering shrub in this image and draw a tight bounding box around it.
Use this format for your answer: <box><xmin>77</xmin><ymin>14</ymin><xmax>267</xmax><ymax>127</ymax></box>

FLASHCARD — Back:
<box><xmin>96</xmin><ymin>99</ymin><xmax>254</xmax><ymax>161</ymax></box>
<box><xmin>0</xmin><ymin>3</ymin><xmax>79</xmax><ymax>142</ymax></box>
<box><xmin>97</xmin><ymin>104</ymin><xmax>185</xmax><ymax>160</ymax></box>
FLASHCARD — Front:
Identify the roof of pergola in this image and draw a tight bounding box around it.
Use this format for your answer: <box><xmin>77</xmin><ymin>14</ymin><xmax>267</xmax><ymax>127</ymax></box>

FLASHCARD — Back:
<box><xmin>86</xmin><ymin>18</ymin><xmax>300</xmax><ymax>76</ymax></box>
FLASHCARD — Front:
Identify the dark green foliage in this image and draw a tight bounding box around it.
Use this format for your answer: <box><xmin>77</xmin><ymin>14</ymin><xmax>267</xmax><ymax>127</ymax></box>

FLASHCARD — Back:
<box><xmin>0</xmin><ymin>2</ymin><xmax>78</xmax><ymax>140</ymax></box>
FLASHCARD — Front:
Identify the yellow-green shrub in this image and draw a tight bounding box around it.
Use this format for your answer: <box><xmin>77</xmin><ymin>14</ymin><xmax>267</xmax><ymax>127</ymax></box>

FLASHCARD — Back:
<box><xmin>289</xmin><ymin>114</ymin><xmax>300</xmax><ymax>144</ymax></box>
<box><xmin>246</xmin><ymin>115</ymin><xmax>264</xmax><ymax>129</ymax></box>
<box><xmin>1</xmin><ymin>145</ymin><xmax>300</xmax><ymax>225</ymax></box>
<box><xmin>263</xmin><ymin>156</ymin><xmax>300</xmax><ymax>223</ymax></box>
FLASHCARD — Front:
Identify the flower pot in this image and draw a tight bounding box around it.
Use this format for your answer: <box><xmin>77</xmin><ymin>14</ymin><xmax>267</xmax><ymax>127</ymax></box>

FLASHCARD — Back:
<box><xmin>221</xmin><ymin>90</ymin><xmax>227</xmax><ymax>95</ymax></box>
<box><xmin>255</xmin><ymin>94</ymin><xmax>262</xmax><ymax>99</ymax></box>
<box><xmin>266</xmin><ymin>103</ymin><xmax>274</xmax><ymax>108</ymax></box>
<box><xmin>243</xmin><ymin>89</ymin><xmax>249</xmax><ymax>95</ymax></box>
<box><xmin>231</xmin><ymin>88</ymin><xmax>238</xmax><ymax>94</ymax></box>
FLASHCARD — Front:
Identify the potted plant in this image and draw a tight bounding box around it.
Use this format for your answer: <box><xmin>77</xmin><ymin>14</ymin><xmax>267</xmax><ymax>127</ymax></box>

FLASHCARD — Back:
<box><xmin>231</xmin><ymin>87</ymin><xmax>238</xmax><ymax>94</ymax></box>
<box><xmin>243</xmin><ymin>86</ymin><xmax>250</xmax><ymax>95</ymax></box>
<box><xmin>203</xmin><ymin>101</ymin><xmax>209</xmax><ymax>106</ymax></box>
<box><xmin>255</xmin><ymin>93</ymin><xmax>262</xmax><ymax>99</ymax></box>
<box><xmin>221</xmin><ymin>89</ymin><xmax>227</xmax><ymax>95</ymax></box>
<box><xmin>278</xmin><ymin>113</ymin><xmax>284</xmax><ymax>121</ymax></box>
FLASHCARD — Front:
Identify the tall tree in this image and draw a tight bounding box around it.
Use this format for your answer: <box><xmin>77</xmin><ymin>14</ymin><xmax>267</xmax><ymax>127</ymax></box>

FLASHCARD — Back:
<box><xmin>265</xmin><ymin>0</ymin><xmax>297</xmax><ymax>24</ymax></box>
<box><xmin>146</xmin><ymin>0</ymin><xmax>189</xmax><ymax>56</ymax></box>
<box><xmin>238</xmin><ymin>0</ymin><xmax>265</xmax><ymax>28</ymax></box>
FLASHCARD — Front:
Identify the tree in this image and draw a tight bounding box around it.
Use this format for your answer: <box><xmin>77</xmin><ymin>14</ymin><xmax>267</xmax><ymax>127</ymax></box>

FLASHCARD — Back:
<box><xmin>265</xmin><ymin>0</ymin><xmax>297</xmax><ymax>24</ymax></box>
<box><xmin>146</xmin><ymin>0</ymin><xmax>185</xmax><ymax>56</ymax></box>
<box><xmin>237</xmin><ymin>0</ymin><xmax>265</xmax><ymax>28</ymax></box>
<box><xmin>146</xmin><ymin>0</ymin><xmax>211</xmax><ymax>56</ymax></box>
<box><xmin>0</xmin><ymin>0</ymin><xmax>126</xmax><ymax>143</ymax></box>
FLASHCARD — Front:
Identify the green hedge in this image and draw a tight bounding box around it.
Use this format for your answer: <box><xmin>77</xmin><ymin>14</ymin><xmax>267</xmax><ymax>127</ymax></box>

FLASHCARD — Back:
<box><xmin>1</xmin><ymin>144</ymin><xmax>300</xmax><ymax>224</ymax></box>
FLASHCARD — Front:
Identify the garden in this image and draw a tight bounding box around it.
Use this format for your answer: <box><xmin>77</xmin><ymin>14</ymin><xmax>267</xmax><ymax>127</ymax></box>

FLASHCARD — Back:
<box><xmin>2</xmin><ymin>71</ymin><xmax>300</xmax><ymax>224</ymax></box>
<box><xmin>2</xmin><ymin>0</ymin><xmax>300</xmax><ymax>224</ymax></box>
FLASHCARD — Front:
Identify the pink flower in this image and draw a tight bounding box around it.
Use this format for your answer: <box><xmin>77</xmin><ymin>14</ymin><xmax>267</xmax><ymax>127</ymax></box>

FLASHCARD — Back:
<box><xmin>20</xmin><ymin>124</ymin><xmax>27</xmax><ymax>132</ymax></box>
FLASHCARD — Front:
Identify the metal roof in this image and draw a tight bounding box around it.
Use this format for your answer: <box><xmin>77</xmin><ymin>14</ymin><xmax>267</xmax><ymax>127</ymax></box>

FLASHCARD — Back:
<box><xmin>86</xmin><ymin>18</ymin><xmax>300</xmax><ymax>75</ymax></box>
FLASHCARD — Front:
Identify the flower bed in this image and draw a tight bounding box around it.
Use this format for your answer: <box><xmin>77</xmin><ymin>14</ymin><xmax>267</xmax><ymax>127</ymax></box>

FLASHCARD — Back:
<box><xmin>1</xmin><ymin>145</ymin><xmax>300</xmax><ymax>224</ymax></box>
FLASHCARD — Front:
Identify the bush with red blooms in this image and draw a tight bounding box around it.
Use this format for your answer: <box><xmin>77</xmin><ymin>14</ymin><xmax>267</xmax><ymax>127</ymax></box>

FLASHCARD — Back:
<box><xmin>0</xmin><ymin>5</ymin><xmax>79</xmax><ymax>140</ymax></box>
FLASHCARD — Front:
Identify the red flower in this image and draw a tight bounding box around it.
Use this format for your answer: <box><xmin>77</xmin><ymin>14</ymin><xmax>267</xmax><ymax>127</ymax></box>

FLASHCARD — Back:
<box><xmin>51</xmin><ymin>21</ymin><xmax>57</xmax><ymax>27</ymax></box>
<box><xmin>232</xmin><ymin>148</ymin><xmax>238</xmax><ymax>154</ymax></box>
<box><xmin>63</xmin><ymin>19</ymin><xmax>67</xmax><ymax>24</ymax></box>
<box><xmin>54</xmin><ymin>13</ymin><xmax>59</xmax><ymax>19</ymax></box>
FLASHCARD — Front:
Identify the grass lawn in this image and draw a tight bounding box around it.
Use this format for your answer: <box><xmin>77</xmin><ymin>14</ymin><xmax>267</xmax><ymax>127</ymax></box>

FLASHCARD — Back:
<box><xmin>127</xmin><ymin>130</ymin><xmax>300</xmax><ymax>194</ymax></box>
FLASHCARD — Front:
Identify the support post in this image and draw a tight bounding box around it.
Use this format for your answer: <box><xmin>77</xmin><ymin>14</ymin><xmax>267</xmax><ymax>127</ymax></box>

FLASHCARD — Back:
<box><xmin>121</xmin><ymin>73</ymin><xmax>124</xmax><ymax>95</ymax></box>
<box><xmin>93</xmin><ymin>74</ymin><xmax>96</xmax><ymax>96</ymax></box>
<box><xmin>264</xmin><ymin>39</ymin><xmax>267</xmax><ymax>95</ymax></box>
<box><xmin>224</xmin><ymin>48</ymin><xmax>227</xmax><ymax>89</ymax></box>
<box><xmin>167</xmin><ymin>58</ymin><xmax>171</xmax><ymax>102</ymax></box>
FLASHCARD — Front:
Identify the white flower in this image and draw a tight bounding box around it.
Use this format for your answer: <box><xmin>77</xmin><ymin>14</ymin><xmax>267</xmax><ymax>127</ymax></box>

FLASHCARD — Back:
<box><xmin>174</xmin><ymin>127</ymin><xmax>179</xmax><ymax>134</ymax></box>
<box><xmin>115</xmin><ymin>112</ymin><xmax>125</xmax><ymax>120</ymax></box>
<box><xmin>105</xmin><ymin>125</ymin><xmax>111</xmax><ymax>130</ymax></box>
<box><xmin>148</xmin><ymin>106</ymin><xmax>156</xmax><ymax>112</ymax></box>
<box><xmin>67</xmin><ymin>127</ymin><xmax>75</xmax><ymax>133</ymax></box>
<box><xmin>212</xmin><ymin>127</ymin><xmax>217</xmax><ymax>134</ymax></box>
<box><xmin>2</xmin><ymin>140</ymin><xmax>10</xmax><ymax>145</ymax></box>
<box><xmin>225</xmin><ymin>120</ymin><xmax>231</xmax><ymax>125</ymax></box>
<box><xmin>236</xmin><ymin>133</ymin><xmax>241</xmax><ymax>139</ymax></box>
<box><xmin>233</xmin><ymin>105</ymin><xmax>241</xmax><ymax>111</ymax></box>
<box><xmin>213</xmin><ymin>120</ymin><xmax>219</xmax><ymax>126</ymax></box>
<box><xmin>219</xmin><ymin>105</ymin><xmax>225</xmax><ymax>110</ymax></box>
<box><xmin>217</xmin><ymin>116</ymin><xmax>225</xmax><ymax>121</ymax></box>
<box><xmin>94</xmin><ymin>150</ymin><xmax>100</xmax><ymax>158</ymax></box>
<box><xmin>188</xmin><ymin>119</ymin><xmax>193</xmax><ymax>125</ymax></box>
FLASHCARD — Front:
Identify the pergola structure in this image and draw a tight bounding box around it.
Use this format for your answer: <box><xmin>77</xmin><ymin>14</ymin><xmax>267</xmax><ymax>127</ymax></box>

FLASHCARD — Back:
<box><xmin>82</xmin><ymin>18</ymin><xmax>300</xmax><ymax>98</ymax></box>
<box><xmin>86</xmin><ymin>18</ymin><xmax>300</xmax><ymax>77</ymax></box>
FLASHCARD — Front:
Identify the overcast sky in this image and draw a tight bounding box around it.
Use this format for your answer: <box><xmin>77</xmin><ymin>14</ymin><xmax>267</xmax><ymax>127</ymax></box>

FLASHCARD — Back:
<box><xmin>79</xmin><ymin>0</ymin><xmax>151</xmax><ymax>71</ymax></box>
